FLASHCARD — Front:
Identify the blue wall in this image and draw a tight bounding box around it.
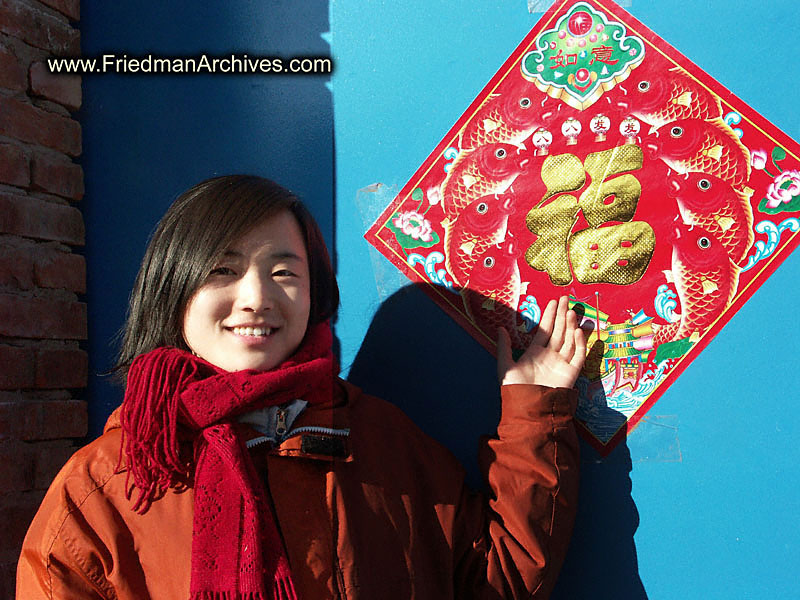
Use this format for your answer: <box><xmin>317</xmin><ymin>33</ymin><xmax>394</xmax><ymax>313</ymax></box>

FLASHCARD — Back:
<box><xmin>82</xmin><ymin>1</ymin><xmax>799</xmax><ymax>597</ymax></box>
<box><xmin>331</xmin><ymin>1</ymin><xmax>799</xmax><ymax>598</ymax></box>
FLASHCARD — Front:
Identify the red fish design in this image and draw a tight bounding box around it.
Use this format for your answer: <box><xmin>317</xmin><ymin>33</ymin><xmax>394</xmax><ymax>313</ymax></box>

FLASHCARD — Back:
<box><xmin>458</xmin><ymin>75</ymin><xmax>555</xmax><ymax>150</ymax></box>
<box><xmin>653</xmin><ymin>223</ymin><xmax>740</xmax><ymax>346</ymax></box>
<box><xmin>439</xmin><ymin>142</ymin><xmax>530</xmax><ymax>221</ymax></box>
<box><xmin>644</xmin><ymin>118</ymin><xmax>751</xmax><ymax>188</ymax></box>
<box><xmin>619</xmin><ymin>66</ymin><xmax>722</xmax><ymax>129</ymax></box>
<box><xmin>443</xmin><ymin>193</ymin><xmax>515</xmax><ymax>288</ymax></box>
<box><xmin>668</xmin><ymin>171</ymin><xmax>754</xmax><ymax>265</ymax></box>
<box><xmin>461</xmin><ymin>238</ymin><xmax>531</xmax><ymax>349</ymax></box>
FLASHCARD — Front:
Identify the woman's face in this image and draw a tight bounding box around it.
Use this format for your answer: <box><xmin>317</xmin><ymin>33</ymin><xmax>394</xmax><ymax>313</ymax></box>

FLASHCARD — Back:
<box><xmin>182</xmin><ymin>210</ymin><xmax>311</xmax><ymax>372</ymax></box>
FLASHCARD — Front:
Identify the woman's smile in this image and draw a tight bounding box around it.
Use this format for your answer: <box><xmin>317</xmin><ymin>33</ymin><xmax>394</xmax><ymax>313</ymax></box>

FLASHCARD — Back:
<box><xmin>228</xmin><ymin>325</ymin><xmax>273</xmax><ymax>337</ymax></box>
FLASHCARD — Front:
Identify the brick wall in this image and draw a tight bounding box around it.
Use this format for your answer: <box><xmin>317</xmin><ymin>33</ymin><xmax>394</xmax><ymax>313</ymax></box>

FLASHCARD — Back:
<box><xmin>0</xmin><ymin>0</ymin><xmax>85</xmax><ymax>597</ymax></box>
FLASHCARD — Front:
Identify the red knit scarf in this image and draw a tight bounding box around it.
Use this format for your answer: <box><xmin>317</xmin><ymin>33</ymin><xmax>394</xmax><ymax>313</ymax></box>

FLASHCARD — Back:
<box><xmin>119</xmin><ymin>322</ymin><xmax>335</xmax><ymax>600</ymax></box>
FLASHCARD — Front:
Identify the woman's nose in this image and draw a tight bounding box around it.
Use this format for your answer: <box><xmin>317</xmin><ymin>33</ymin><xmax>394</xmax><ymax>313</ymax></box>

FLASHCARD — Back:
<box><xmin>236</xmin><ymin>270</ymin><xmax>274</xmax><ymax>312</ymax></box>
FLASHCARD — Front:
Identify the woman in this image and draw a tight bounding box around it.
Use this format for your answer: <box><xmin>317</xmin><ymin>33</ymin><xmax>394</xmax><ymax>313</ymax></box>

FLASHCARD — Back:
<box><xmin>18</xmin><ymin>175</ymin><xmax>585</xmax><ymax>599</ymax></box>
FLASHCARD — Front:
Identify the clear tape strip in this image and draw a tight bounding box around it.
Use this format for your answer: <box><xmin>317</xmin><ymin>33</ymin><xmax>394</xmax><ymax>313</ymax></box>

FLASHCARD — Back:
<box><xmin>527</xmin><ymin>0</ymin><xmax>556</xmax><ymax>12</ymax></box>
<box><xmin>355</xmin><ymin>182</ymin><xmax>410</xmax><ymax>302</ymax></box>
<box><xmin>527</xmin><ymin>0</ymin><xmax>632</xmax><ymax>13</ymax></box>
<box><xmin>628</xmin><ymin>415</ymin><xmax>682</xmax><ymax>463</ymax></box>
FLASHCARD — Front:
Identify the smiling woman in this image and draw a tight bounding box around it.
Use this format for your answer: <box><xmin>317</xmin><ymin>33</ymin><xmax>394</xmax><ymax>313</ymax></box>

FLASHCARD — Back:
<box><xmin>182</xmin><ymin>212</ymin><xmax>312</xmax><ymax>372</ymax></box>
<box><xmin>114</xmin><ymin>176</ymin><xmax>339</xmax><ymax>379</ymax></box>
<box><xmin>18</xmin><ymin>174</ymin><xmax>585</xmax><ymax>600</ymax></box>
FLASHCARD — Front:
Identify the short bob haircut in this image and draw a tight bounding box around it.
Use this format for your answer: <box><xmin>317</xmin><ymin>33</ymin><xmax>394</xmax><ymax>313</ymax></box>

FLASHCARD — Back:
<box><xmin>115</xmin><ymin>175</ymin><xmax>339</xmax><ymax>378</ymax></box>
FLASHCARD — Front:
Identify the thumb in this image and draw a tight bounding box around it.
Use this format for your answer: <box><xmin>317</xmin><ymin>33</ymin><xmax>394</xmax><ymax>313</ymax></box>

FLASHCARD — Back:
<box><xmin>496</xmin><ymin>327</ymin><xmax>514</xmax><ymax>382</ymax></box>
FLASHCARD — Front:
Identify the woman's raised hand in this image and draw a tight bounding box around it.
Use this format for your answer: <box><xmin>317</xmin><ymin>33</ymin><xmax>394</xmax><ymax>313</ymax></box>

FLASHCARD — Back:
<box><xmin>497</xmin><ymin>295</ymin><xmax>587</xmax><ymax>389</ymax></box>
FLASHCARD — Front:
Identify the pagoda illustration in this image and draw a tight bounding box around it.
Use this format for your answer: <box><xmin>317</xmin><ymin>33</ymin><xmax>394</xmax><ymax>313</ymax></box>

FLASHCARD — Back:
<box><xmin>573</xmin><ymin>294</ymin><xmax>655</xmax><ymax>395</ymax></box>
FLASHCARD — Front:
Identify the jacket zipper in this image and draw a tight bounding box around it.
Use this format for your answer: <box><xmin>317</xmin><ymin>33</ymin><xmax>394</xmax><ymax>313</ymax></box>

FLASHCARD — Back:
<box><xmin>275</xmin><ymin>407</ymin><xmax>288</xmax><ymax>437</ymax></box>
<box><xmin>245</xmin><ymin>435</ymin><xmax>272</xmax><ymax>449</ymax></box>
<box><xmin>284</xmin><ymin>426</ymin><xmax>350</xmax><ymax>439</ymax></box>
<box><xmin>245</xmin><ymin>424</ymin><xmax>350</xmax><ymax>450</ymax></box>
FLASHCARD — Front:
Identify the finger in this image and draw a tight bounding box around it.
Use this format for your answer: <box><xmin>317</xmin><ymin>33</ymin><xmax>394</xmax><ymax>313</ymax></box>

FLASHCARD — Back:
<box><xmin>570</xmin><ymin>325</ymin><xmax>587</xmax><ymax>369</ymax></box>
<box><xmin>559</xmin><ymin>309</ymin><xmax>577</xmax><ymax>360</ymax></box>
<box><xmin>532</xmin><ymin>298</ymin><xmax>557</xmax><ymax>346</ymax></box>
<box><xmin>496</xmin><ymin>327</ymin><xmax>514</xmax><ymax>382</ymax></box>
<box><xmin>547</xmin><ymin>295</ymin><xmax>569</xmax><ymax>350</ymax></box>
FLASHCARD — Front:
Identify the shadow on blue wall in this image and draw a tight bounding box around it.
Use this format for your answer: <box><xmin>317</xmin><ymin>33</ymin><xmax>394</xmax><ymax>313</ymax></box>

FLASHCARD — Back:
<box><xmin>552</xmin><ymin>440</ymin><xmax>648</xmax><ymax>599</ymax></box>
<box><xmin>347</xmin><ymin>283</ymin><xmax>647</xmax><ymax>598</ymax></box>
<box><xmin>347</xmin><ymin>285</ymin><xmax>501</xmax><ymax>490</ymax></box>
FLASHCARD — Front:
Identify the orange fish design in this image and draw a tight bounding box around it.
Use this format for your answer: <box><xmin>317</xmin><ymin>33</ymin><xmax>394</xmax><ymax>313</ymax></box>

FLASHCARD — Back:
<box><xmin>443</xmin><ymin>192</ymin><xmax>514</xmax><ymax>288</ymax></box>
<box><xmin>619</xmin><ymin>66</ymin><xmax>722</xmax><ymax>129</ymax></box>
<box><xmin>644</xmin><ymin>118</ymin><xmax>751</xmax><ymax>188</ymax></box>
<box><xmin>653</xmin><ymin>223</ymin><xmax>740</xmax><ymax>346</ymax></box>
<box><xmin>462</xmin><ymin>238</ymin><xmax>531</xmax><ymax>349</ymax></box>
<box><xmin>440</xmin><ymin>142</ymin><xmax>530</xmax><ymax>221</ymax></box>
<box><xmin>458</xmin><ymin>75</ymin><xmax>555</xmax><ymax>150</ymax></box>
<box><xmin>668</xmin><ymin>171</ymin><xmax>754</xmax><ymax>265</ymax></box>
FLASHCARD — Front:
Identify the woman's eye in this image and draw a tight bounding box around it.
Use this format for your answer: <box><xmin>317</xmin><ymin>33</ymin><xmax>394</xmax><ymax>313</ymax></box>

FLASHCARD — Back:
<box><xmin>273</xmin><ymin>269</ymin><xmax>296</xmax><ymax>278</ymax></box>
<box><xmin>209</xmin><ymin>266</ymin><xmax>235</xmax><ymax>276</ymax></box>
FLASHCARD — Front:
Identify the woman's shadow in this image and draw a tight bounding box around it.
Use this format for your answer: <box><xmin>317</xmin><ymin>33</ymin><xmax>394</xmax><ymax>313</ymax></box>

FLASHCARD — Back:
<box><xmin>345</xmin><ymin>283</ymin><xmax>647</xmax><ymax>599</ymax></box>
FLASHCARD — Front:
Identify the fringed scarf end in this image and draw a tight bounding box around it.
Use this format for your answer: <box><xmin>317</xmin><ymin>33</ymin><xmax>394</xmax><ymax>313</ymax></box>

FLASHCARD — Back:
<box><xmin>120</xmin><ymin>347</ymin><xmax>198</xmax><ymax>513</ymax></box>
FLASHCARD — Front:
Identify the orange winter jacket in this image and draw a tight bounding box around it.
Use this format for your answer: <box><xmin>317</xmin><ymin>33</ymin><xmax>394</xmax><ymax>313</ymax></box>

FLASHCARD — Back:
<box><xmin>17</xmin><ymin>380</ymin><xmax>579</xmax><ymax>599</ymax></box>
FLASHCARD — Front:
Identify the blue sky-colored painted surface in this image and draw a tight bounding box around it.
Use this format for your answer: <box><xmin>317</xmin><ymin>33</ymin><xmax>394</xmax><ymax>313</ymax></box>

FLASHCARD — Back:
<box><xmin>331</xmin><ymin>2</ymin><xmax>799</xmax><ymax>597</ymax></box>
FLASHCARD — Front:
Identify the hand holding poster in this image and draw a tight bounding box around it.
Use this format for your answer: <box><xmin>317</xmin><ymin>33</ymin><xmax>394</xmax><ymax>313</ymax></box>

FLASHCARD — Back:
<box><xmin>364</xmin><ymin>0</ymin><xmax>800</xmax><ymax>454</ymax></box>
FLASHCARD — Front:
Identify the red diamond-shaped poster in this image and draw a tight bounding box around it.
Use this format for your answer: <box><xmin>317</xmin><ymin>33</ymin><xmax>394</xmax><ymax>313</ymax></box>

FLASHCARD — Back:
<box><xmin>364</xmin><ymin>0</ymin><xmax>800</xmax><ymax>454</ymax></box>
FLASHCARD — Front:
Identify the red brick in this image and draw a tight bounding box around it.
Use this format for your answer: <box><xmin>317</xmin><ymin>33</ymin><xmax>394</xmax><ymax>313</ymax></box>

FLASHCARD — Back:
<box><xmin>0</xmin><ymin>437</ymin><xmax>75</xmax><ymax>490</ymax></box>
<box><xmin>0</xmin><ymin>245</ymin><xmax>35</xmax><ymax>289</ymax></box>
<box><xmin>29</xmin><ymin>60</ymin><xmax>81</xmax><ymax>110</ymax></box>
<box><xmin>0</xmin><ymin>142</ymin><xmax>30</xmax><ymax>187</ymax></box>
<box><xmin>38</xmin><ymin>0</ymin><xmax>79</xmax><ymax>21</ymax></box>
<box><xmin>0</xmin><ymin>47</ymin><xmax>27</xmax><ymax>92</ymax></box>
<box><xmin>0</xmin><ymin>192</ymin><xmax>85</xmax><ymax>244</ymax></box>
<box><xmin>0</xmin><ymin>246</ymin><xmax>83</xmax><ymax>293</ymax></box>
<box><xmin>0</xmin><ymin>439</ymin><xmax>36</xmax><ymax>491</ymax></box>
<box><xmin>1</xmin><ymin>558</ymin><xmax>17</xmax><ymax>599</ymax></box>
<box><xmin>0</xmin><ymin>490</ymin><xmax>46</xmax><ymax>563</ymax></box>
<box><xmin>33</xmin><ymin>249</ymin><xmax>85</xmax><ymax>292</ymax></box>
<box><xmin>30</xmin><ymin>152</ymin><xmax>84</xmax><ymax>200</ymax></box>
<box><xmin>0</xmin><ymin>397</ymin><xmax>87</xmax><ymax>441</ymax></box>
<box><xmin>0</xmin><ymin>95</ymin><xmax>81</xmax><ymax>156</ymax></box>
<box><xmin>33</xmin><ymin>438</ymin><xmax>75</xmax><ymax>489</ymax></box>
<box><xmin>35</xmin><ymin>347</ymin><xmax>87</xmax><ymax>388</ymax></box>
<box><xmin>0</xmin><ymin>345</ymin><xmax>35</xmax><ymax>389</ymax></box>
<box><xmin>0</xmin><ymin>294</ymin><xmax>87</xmax><ymax>339</ymax></box>
<box><xmin>0</xmin><ymin>1</ymin><xmax>80</xmax><ymax>55</ymax></box>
